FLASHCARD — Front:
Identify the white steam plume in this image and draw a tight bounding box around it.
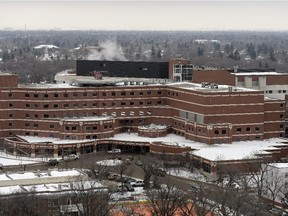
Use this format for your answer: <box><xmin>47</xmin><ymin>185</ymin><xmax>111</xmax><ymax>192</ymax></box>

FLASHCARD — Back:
<box><xmin>87</xmin><ymin>40</ymin><xmax>127</xmax><ymax>61</ymax></box>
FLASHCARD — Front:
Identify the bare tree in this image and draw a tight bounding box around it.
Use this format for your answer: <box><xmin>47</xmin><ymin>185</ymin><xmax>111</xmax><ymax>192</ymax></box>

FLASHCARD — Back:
<box><xmin>263</xmin><ymin>167</ymin><xmax>285</xmax><ymax>209</ymax></box>
<box><xmin>69</xmin><ymin>179</ymin><xmax>116</xmax><ymax>216</ymax></box>
<box><xmin>146</xmin><ymin>184</ymin><xmax>186</xmax><ymax>216</ymax></box>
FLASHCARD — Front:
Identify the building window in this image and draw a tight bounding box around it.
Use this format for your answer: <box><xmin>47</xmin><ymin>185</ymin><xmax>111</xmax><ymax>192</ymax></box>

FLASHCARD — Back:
<box><xmin>246</xmin><ymin>127</ymin><xmax>251</xmax><ymax>132</ymax></box>
<box><xmin>9</xmin><ymin>123</ymin><xmax>12</xmax><ymax>127</ymax></box>
<box><xmin>34</xmin><ymin>104</ymin><xmax>39</xmax><ymax>108</ymax></box>
<box><xmin>203</xmin><ymin>163</ymin><xmax>211</xmax><ymax>173</ymax></box>
<box><xmin>34</xmin><ymin>94</ymin><xmax>38</xmax><ymax>98</ymax></box>
<box><xmin>65</xmin><ymin>126</ymin><xmax>69</xmax><ymax>131</ymax></box>
<box><xmin>121</xmin><ymin>92</ymin><xmax>126</xmax><ymax>96</ymax></box>
<box><xmin>73</xmin><ymin>92</ymin><xmax>78</xmax><ymax>97</ymax></box>
<box><xmin>102</xmin><ymin>102</ymin><xmax>107</xmax><ymax>107</ymax></box>
<box><xmin>25</xmin><ymin>104</ymin><xmax>30</xmax><ymax>108</ymax></box>
<box><xmin>158</xmin><ymin>91</ymin><xmax>162</xmax><ymax>95</ymax></box>
<box><xmin>121</xmin><ymin>102</ymin><xmax>126</xmax><ymax>106</ymax></box>
<box><xmin>34</xmin><ymin>123</ymin><xmax>38</xmax><ymax>128</ymax></box>
<box><xmin>25</xmin><ymin>123</ymin><xmax>30</xmax><ymax>127</ymax></box>
<box><xmin>214</xmin><ymin>130</ymin><xmax>219</xmax><ymax>135</ymax></box>
<box><xmin>130</xmin><ymin>92</ymin><xmax>134</xmax><ymax>96</ymax></box>
<box><xmin>9</xmin><ymin>113</ymin><xmax>13</xmax><ymax>118</ymax></box>
<box><xmin>44</xmin><ymin>114</ymin><xmax>49</xmax><ymax>118</ymax></box>
<box><xmin>236</xmin><ymin>128</ymin><xmax>241</xmax><ymax>133</ymax></box>
<box><xmin>26</xmin><ymin>113</ymin><xmax>30</xmax><ymax>118</ymax></box>
<box><xmin>44</xmin><ymin>104</ymin><xmax>49</xmax><ymax>109</ymax></box>
<box><xmin>102</xmin><ymin>92</ymin><xmax>106</xmax><ymax>96</ymax></box>
<box><xmin>25</xmin><ymin>93</ymin><xmax>29</xmax><ymax>98</ymax></box>
<box><xmin>255</xmin><ymin>136</ymin><xmax>260</xmax><ymax>140</ymax></box>
<box><xmin>72</xmin><ymin>126</ymin><xmax>77</xmax><ymax>131</ymax></box>
<box><xmin>280</xmin><ymin>124</ymin><xmax>284</xmax><ymax>129</ymax></box>
<box><xmin>147</xmin><ymin>91</ymin><xmax>151</xmax><ymax>95</ymax></box>
<box><xmin>112</xmin><ymin>92</ymin><xmax>116</xmax><ymax>96</ymax></box>
<box><xmin>139</xmin><ymin>92</ymin><xmax>143</xmax><ymax>96</ymax></box>
<box><xmin>64</xmin><ymin>104</ymin><xmax>68</xmax><ymax>108</ymax></box>
<box><xmin>283</xmin><ymin>90</ymin><xmax>287</xmax><ymax>93</ymax></box>
<box><xmin>54</xmin><ymin>93</ymin><xmax>58</xmax><ymax>98</ymax></box>
<box><xmin>92</xmin><ymin>92</ymin><xmax>97</xmax><ymax>97</ymax></box>
<box><xmin>54</xmin><ymin>104</ymin><xmax>59</xmax><ymax>109</ymax></box>
<box><xmin>280</xmin><ymin>114</ymin><xmax>284</xmax><ymax>118</ymax></box>
<box><xmin>8</xmin><ymin>93</ymin><xmax>12</xmax><ymax>97</ymax></box>
<box><xmin>93</xmin><ymin>126</ymin><xmax>97</xmax><ymax>130</ymax></box>
<box><xmin>44</xmin><ymin>94</ymin><xmax>49</xmax><ymax>98</ymax></box>
<box><xmin>247</xmin><ymin>136</ymin><xmax>251</xmax><ymax>141</ymax></box>
<box><xmin>147</xmin><ymin>101</ymin><xmax>152</xmax><ymax>105</ymax></box>
<box><xmin>64</xmin><ymin>93</ymin><xmax>68</xmax><ymax>98</ymax></box>
<box><xmin>34</xmin><ymin>114</ymin><xmax>38</xmax><ymax>118</ymax></box>
<box><xmin>50</xmin><ymin>124</ymin><xmax>54</xmax><ymax>129</ymax></box>
<box><xmin>255</xmin><ymin>127</ymin><xmax>260</xmax><ymax>132</ymax></box>
<box><xmin>9</xmin><ymin>103</ymin><xmax>13</xmax><ymax>108</ymax></box>
<box><xmin>157</xmin><ymin>100</ymin><xmax>162</xmax><ymax>105</ymax></box>
<box><xmin>222</xmin><ymin>130</ymin><xmax>226</xmax><ymax>134</ymax></box>
<box><xmin>73</xmin><ymin>103</ymin><xmax>78</xmax><ymax>108</ymax></box>
<box><xmin>140</xmin><ymin>101</ymin><xmax>144</xmax><ymax>105</ymax></box>
<box><xmin>281</xmin><ymin>103</ymin><xmax>284</xmax><ymax>107</ymax></box>
<box><xmin>130</xmin><ymin>101</ymin><xmax>134</xmax><ymax>105</ymax></box>
<box><xmin>83</xmin><ymin>92</ymin><xmax>87</xmax><ymax>97</ymax></box>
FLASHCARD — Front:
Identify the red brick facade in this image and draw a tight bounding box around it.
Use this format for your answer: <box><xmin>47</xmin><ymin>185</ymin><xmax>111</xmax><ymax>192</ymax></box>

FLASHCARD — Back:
<box><xmin>0</xmin><ymin>74</ymin><xmax>285</xmax><ymax>157</ymax></box>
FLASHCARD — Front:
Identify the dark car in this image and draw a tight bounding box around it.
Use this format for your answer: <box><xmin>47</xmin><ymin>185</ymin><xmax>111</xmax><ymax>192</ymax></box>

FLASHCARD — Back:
<box><xmin>124</xmin><ymin>183</ymin><xmax>135</xmax><ymax>192</ymax></box>
<box><xmin>47</xmin><ymin>159</ymin><xmax>59</xmax><ymax>166</ymax></box>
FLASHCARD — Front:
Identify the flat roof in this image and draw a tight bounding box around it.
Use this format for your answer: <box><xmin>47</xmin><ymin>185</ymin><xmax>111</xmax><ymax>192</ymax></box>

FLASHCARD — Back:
<box><xmin>167</xmin><ymin>82</ymin><xmax>258</xmax><ymax>93</ymax></box>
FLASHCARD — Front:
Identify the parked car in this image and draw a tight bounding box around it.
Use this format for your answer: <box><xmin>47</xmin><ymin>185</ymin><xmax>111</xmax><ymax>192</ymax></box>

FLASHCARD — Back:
<box><xmin>124</xmin><ymin>183</ymin><xmax>135</xmax><ymax>192</ymax></box>
<box><xmin>135</xmin><ymin>160</ymin><xmax>142</xmax><ymax>166</ymax></box>
<box><xmin>107</xmin><ymin>173</ymin><xmax>120</xmax><ymax>180</ymax></box>
<box><xmin>63</xmin><ymin>154</ymin><xmax>79</xmax><ymax>161</ymax></box>
<box><xmin>130</xmin><ymin>180</ymin><xmax>144</xmax><ymax>187</ymax></box>
<box><xmin>47</xmin><ymin>159</ymin><xmax>59</xmax><ymax>166</ymax></box>
<box><xmin>108</xmin><ymin>149</ymin><xmax>121</xmax><ymax>154</ymax></box>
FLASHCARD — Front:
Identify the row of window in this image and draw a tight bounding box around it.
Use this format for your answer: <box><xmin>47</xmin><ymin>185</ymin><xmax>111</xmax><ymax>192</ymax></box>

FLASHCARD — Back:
<box><xmin>266</xmin><ymin>90</ymin><xmax>287</xmax><ymax>94</ymax></box>
<box><xmin>21</xmin><ymin>100</ymin><xmax>162</xmax><ymax>109</ymax></box>
<box><xmin>22</xmin><ymin>90</ymin><xmax>162</xmax><ymax>99</ymax></box>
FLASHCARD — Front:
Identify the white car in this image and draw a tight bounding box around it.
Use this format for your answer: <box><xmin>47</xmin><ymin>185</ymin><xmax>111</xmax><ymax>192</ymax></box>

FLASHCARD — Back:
<box><xmin>130</xmin><ymin>180</ymin><xmax>144</xmax><ymax>187</ymax></box>
<box><xmin>63</xmin><ymin>154</ymin><xmax>79</xmax><ymax>161</ymax></box>
<box><xmin>108</xmin><ymin>149</ymin><xmax>121</xmax><ymax>154</ymax></box>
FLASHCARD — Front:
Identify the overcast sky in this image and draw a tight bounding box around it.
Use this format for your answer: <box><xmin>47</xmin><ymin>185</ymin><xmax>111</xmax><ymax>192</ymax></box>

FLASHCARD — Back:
<box><xmin>0</xmin><ymin>1</ymin><xmax>288</xmax><ymax>31</ymax></box>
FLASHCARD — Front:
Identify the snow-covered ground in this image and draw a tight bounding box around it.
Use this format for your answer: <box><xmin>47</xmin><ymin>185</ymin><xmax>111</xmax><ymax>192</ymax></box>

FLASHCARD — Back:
<box><xmin>0</xmin><ymin>151</ymin><xmax>44</xmax><ymax>166</ymax></box>
<box><xmin>166</xmin><ymin>168</ymin><xmax>208</xmax><ymax>182</ymax></box>
<box><xmin>96</xmin><ymin>159</ymin><xmax>122</xmax><ymax>166</ymax></box>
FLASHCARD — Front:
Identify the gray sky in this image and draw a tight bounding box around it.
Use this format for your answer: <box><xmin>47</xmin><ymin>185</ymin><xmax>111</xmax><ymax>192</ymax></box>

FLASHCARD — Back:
<box><xmin>0</xmin><ymin>1</ymin><xmax>288</xmax><ymax>31</ymax></box>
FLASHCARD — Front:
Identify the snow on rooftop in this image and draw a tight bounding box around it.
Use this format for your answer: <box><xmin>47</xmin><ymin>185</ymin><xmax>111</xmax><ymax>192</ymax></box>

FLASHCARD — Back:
<box><xmin>63</xmin><ymin>116</ymin><xmax>113</xmax><ymax>122</ymax></box>
<box><xmin>0</xmin><ymin>180</ymin><xmax>104</xmax><ymax>195</ymax></box>
<box><xmin>18</xmin><ymin>83</ymin><xmax>78</xmax><ymax>89</ymax></box>
<box><xmin>192</xmin><ymin>138</ymin><xmax>287</xmax><ymax>161</ymax></box>
<box><xmin>6</xmin><ymin>170</ymin><xmax>82</xmax><ymax>180</ymax></box>
<box><xmin>269</xmin><ymin>163</ymin><xmax>288</xmax><ymax>169</ymax></box>
<box><xmin>34</xmin><ymin>45</ymin><xmax>59</xmax><ymax>49</ymax></box>
<box><xmin>18</xmin><ymin>135</ymin><xmax>91</xmax><ymax>145</ymax></box>
<box><xmin>111</xmin><ymin>133</ymin><xmax>206</xmax><ymax>149</ymax></box>
<box><xmin>138</xmin><ymin>123</ymin><xmax>167</xmax><ymax>130</ymax></box>
<box><xmin>167</xmin><ymin>82</ymin><xmax>258</xmax><ymax>92</ymax></box>
<box><xmin>232</xmin><ymin>72</ymin><xmax>284</xmax><ymax>76</ymax></box>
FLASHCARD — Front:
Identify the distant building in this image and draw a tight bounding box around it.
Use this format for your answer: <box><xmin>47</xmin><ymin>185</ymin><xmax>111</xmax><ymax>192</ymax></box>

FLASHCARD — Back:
<box><xmin>76</xmin><ymin>59</ymin><xmax>194</xmax><ymax>81</ymax></box>
<box><xmin>192</xmin><ymin>68</ymin><xmax>288</xmax><ymax>100</ymax></box>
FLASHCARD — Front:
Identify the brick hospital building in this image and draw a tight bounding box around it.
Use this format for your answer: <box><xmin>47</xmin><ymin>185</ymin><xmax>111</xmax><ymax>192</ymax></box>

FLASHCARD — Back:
<box><xmin>0</xmin><ymin>70</ymin><xmax>285</xmax><ymax>158</ymax></box>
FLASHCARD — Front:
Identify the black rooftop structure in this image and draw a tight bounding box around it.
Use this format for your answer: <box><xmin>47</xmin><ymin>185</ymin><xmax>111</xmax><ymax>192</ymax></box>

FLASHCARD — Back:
<box><xmin>76</xmin><ymin>60</ymin><xmax>169</xmax><ymax>78</ymax></box>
